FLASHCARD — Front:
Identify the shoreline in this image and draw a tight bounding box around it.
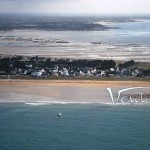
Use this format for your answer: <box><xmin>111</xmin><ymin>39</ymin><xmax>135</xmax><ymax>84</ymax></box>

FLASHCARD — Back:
<box><xmin>0</xmin><ymin>79</ymin><xmax>150</xmax><ymax>105</ymax></box>
<box><xmin>0</xmin><ymin>101</ymin><xmax>149</xmax><ymax>107</ymax></box>
<box><xmin>1</xmin><ymin>28</ymin><xmax>150</xmax><ymax>62</ymax></box>
<box><xmin>0</xmin><ymin>79</ymin><xmax>150</xmax><ymax>87</ymax></box>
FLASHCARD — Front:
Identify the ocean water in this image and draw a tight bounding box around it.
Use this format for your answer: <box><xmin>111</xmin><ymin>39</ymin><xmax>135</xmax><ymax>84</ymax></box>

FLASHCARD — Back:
<box><xmin>0</xmin><ymin>103</ymin><xmax>150</xmax><ymax>150</ymax></box>
<box><xmin>1</xmin><ymin>15</ymin><xmax>150</xmax><ymax>61</ymax></box>
<box><xmin>0</xmin><ymin>15</ymin><xmax>150</xmax><ymax>45</ymax></box>
<box><xmin>0</xmin><ymin>14</ymin><xmax>150</xmax><ymax>62</ymax></box>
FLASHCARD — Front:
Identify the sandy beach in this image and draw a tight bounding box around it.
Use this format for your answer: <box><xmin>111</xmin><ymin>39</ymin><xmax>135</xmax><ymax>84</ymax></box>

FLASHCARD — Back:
<box><xmin>0</xmin><ymin>79</ymin><xmax>149</xmax><ymax>104</ymax></box>
<box><xmin>0</xmin><ymin>79</ymin><xmax>150</xmax><ymax>87</ymax></box>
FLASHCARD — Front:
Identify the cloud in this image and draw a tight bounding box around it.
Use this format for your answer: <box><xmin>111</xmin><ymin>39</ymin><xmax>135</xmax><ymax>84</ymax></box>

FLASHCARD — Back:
<box><xmin>0</xmin><ymin>0</ymin><xmax>70</xmax><ymax>2</ymax></box>
<box><xmin>0</xmin><ymin>0</ymin><xmax>150</xmax><ymax>14</ymax></box>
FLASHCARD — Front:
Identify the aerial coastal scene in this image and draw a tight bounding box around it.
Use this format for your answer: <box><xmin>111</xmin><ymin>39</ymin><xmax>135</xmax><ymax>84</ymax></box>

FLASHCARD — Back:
<box><xmin>0</xmin><ymin>0</ymin><xmax>150</xmax><ymax>150</ymax></box>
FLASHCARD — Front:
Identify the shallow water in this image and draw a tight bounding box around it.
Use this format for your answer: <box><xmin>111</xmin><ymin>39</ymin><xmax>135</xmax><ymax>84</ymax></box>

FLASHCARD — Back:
<box><xmin>0</xmin><ymin>103</ymin><xmax>150</xmax><ymax>150</ymax></box>
<box><xmin>1</xmin><ymin>17</ymin><xmax>150</xmax><ymax>61</ymax></box>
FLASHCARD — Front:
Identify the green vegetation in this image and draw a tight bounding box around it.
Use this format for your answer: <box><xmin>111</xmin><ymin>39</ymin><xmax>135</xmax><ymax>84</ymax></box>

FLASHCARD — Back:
<box><xmin>0</xmin><ymin>54</ymin><xmax>150</xmax><ymax>80</ymax></box>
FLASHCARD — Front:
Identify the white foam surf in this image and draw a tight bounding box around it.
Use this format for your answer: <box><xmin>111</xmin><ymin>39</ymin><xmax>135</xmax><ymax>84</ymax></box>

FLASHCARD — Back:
<box><xmin>24</xmin><ymin>101</ymin><xmax>150</xmax><ymax>106</ymax></box>
<box><xmin>25</xmin><ymin>101</ymin><xmax>94</xmax><ymax>106</ymax></box>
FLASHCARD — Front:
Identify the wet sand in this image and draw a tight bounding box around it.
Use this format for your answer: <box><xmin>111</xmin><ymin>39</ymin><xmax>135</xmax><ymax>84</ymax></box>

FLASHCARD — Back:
<box><xmin>0</xmin><ymin>79</ymin><xmax>149</xmax><ymax>104</ymax></box>
<box><xmin>1</xmin><ymin>46</ymin><xmax>150</xmax><ymax>62</ymax></box>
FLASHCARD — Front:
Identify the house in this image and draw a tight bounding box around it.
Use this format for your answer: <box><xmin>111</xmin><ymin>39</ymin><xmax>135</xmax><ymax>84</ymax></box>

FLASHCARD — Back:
<box><xmin>58</xmin><ymin>71</ymin><xmax>63</xmax><ymax>76</ymax></box>
<box><xmin>95</xmin><ymin>74</ymin><xmax>102</xmax><ymax>77</ymax></box>
<box><xmin>41</xmin><ymin>72</ymin><xmax>49</xmax><ymax>78</ymax></box>
<box><xmin>84</xmin><ymin>70</ymin><xmax>93</xmax><ymax>77</ymax></box>
<box><xmin>23</xmin><ymin>70</ymin><xmax>28</xmax><ymax>75</ymax></box>
<box><xmin>51</xmin><ymin>72</ymin><xmax>59</xmax><ymax>77</ymax></box>
<box><xmin>31</xmin><ymin>69</ymin><xmax>46</xmax><ymax>77</ymax></box>
<box><xmin>10</xmin><ymin>68</ymin><xmax>17</xmax><ymax>75</ymax></box>
<box><xmin>108</xmin><ymin>74</ymin><xmax>115</xmax><ymax>77</ymax></box>
<box><xmin>31</xmin><ymin>71</ymin><xmax>42</xmax><ymax>77</ymax></box>
<box><xmin>90</xmin><ymin>68</ymin><xmax>97</xmax><ymax>74</ymax></box>
<box><xmin>132</xmin><ymin>69</ymin><xmax>140</xmax><ymax>77</ymax></box>
<box><xmin>101</xmin><ymin>70</ymin><xmax>106</xmax><ymax>77</ymax></box>
<box><xmin>68</xmin><ymin>69</ymin><xmax>76</xmax><ymax>77</ymax></box>
<box><xmin>25</xmin><ymin>64</ymin><xmax>32</xmax><ymax>68</ymax></box>
<box><xmin>74</xmin><ymin>70</ymin><xmax>84</xmax><ymax>76</ymax></box>
<box><xmin>0</xmin><ymin>71</ymin><xmax>6</xmax><ymax>75</ymax></box>
<box><xmin>110</xmin><ymin>68</ymin><xmax>115</xmax><ymax>72</ymax></box>
<box><xmin>62</xmin><ymin>72</ymin><xmax>69</xmax><ymax>77</ymax></box>
<box><xmin>51</xmin><ymin>69</ymin><xmax>58</xmax><ymax>74</ymax></box>
<box><xmin>121</xmin><ymin>69</ymin><xmax>132</xmax><ymax>76</ymax></box>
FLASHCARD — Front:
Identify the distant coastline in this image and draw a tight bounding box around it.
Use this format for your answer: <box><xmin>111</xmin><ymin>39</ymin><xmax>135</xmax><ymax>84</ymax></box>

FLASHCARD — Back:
<box><xmin>1</xmin><ymin>15</ymin><xmax>150</xmax><ymax>62</ymax></box>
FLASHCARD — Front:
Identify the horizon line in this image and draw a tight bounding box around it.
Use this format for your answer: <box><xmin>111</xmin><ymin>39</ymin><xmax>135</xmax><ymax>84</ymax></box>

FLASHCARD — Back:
<box><xmin>0</xmin><ymin>12</ymin><xmax>150</xmax><ymax>17</ymax></box>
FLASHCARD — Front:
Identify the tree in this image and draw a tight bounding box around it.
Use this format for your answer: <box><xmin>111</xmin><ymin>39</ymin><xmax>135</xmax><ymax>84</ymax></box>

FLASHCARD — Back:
<box><xmin>122</xmin><ymin>60</ymin><xmax>135</xmax><ymax>68</ymax></box>
<box><xmin>101</xmin><ymin>60</ymin><xmax>116</xmax><ymax>70</ymax></box>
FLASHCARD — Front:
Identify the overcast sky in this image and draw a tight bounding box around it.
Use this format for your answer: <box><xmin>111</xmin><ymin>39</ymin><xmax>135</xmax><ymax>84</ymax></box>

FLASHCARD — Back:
<box><xmin>0</xmin><ymin>0</ymin><xmax>150</xmax><ymax>15</ymax></box>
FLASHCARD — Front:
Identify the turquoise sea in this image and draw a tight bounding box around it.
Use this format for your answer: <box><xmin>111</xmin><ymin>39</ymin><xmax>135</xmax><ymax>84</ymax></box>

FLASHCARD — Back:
<box><xmin>0</xmin><ymin>103</ymin><xmax>150</xmax><ymax>150</ymax></box>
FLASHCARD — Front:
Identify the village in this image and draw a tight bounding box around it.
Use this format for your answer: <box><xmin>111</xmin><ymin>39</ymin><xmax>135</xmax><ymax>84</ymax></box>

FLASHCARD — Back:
<box><xmin>0</xmin><ymin>54</ymin><xmax>150</xmax><ymax>79</ymax></box>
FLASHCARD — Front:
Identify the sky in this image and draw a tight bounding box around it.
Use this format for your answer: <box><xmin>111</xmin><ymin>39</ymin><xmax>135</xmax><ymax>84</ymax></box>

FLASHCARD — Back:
<box><xmin>0</xmin><ymin>0</ymin><xmax>150</xmax><ymax>15</ymax></box>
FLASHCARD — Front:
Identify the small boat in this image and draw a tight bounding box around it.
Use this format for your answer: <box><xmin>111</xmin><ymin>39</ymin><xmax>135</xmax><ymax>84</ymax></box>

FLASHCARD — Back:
<box><xmin>57</xmin><ymin>113</ymin><xmax>62</xmax><ymax>117</ymax></box>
